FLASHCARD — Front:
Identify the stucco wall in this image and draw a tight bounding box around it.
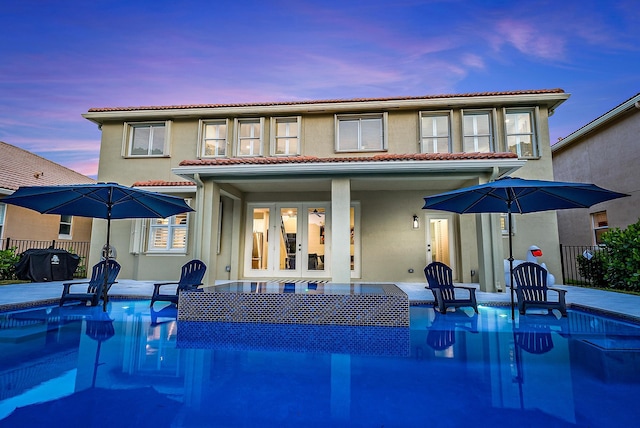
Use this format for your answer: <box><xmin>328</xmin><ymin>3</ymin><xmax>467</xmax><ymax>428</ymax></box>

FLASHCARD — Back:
<box><xmin>3</xmin><ymin>204</ymin><xmax>93</xmax><ymax>243</ymax></box>
<box><xmin>553</xmin><ymin>106</ymin><xmax>640</xmax><ymax>245</ymax></box>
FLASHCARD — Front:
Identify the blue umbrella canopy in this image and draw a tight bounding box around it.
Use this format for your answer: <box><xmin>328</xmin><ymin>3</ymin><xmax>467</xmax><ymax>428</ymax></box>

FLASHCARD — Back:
<box><xmin>422</xmin><ymin>176</ymin><xmax>629</xmax><ymax>214</ymax></box>
<box><xmin>423</xmin><ymin>176</ymin><xmax>629</xmax><ymax>319</ymax></box>
<box><xmin>3</xmin><ymin>183</ymin><xmax>194</xmax><ymax>310</ymax></box>
<box><xmin>2</xmin><ymin>182</ymin><xmax>193</xmax><ymax>219</ymax></box>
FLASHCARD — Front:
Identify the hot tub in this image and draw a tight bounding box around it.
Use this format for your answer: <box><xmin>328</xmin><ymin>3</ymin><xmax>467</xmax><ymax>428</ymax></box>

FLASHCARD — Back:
<box><xmin>177</xmin><ymin>281</ymin><xmax>409</xmax><ymax>327</ymax></box>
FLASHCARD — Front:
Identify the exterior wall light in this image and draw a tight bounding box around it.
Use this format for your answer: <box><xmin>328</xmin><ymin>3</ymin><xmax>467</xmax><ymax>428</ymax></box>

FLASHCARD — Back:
<box><xmin>412</xmin><ymin>214</ymin><xmax>420</xmax><ymax>229</ymax></box>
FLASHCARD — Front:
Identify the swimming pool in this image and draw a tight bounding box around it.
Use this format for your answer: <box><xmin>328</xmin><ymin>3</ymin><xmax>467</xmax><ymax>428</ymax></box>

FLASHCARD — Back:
<box><xmin>0</xmin><ymin>301</ymin><xmax>639</xmax><ymax>427</ymax></box>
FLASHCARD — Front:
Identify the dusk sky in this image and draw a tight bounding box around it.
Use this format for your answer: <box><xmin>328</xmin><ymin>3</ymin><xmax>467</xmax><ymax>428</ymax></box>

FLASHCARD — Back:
<box><xmin>1</xmin><ymin>0</ymin><xmax>638</xmax><ymax>178</ymax></box>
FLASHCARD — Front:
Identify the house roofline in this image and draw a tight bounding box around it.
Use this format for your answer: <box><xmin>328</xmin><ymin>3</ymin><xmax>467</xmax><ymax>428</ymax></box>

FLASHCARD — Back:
<box><xmin>552</xmin><ymin>93</ymin><xmax>640</xmax><ymax>153</ymax></box>
<box><xmin>82</xmin><ymin>89</ymin><xmax>569</xmax><ymax>125</ymax></box>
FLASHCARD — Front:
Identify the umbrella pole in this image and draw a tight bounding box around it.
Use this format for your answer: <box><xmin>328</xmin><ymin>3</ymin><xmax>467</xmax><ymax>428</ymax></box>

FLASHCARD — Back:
<box><xmin>102</xmin><ymin>190</ymin><xmax>113</xmax><ymax>312</ymax></box>
<box><xmin>508</xmin><ymin>205</ymin><xmax>515</xmax><ymax>320</ymax></box>
<box><xmin>102</xmin><ymin>217</ymin><xmax>111</xmax><ymax>312</ymax></box>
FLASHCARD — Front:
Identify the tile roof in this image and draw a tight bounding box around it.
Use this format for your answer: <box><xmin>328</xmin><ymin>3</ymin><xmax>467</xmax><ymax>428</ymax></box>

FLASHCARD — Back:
<box><xmin>132</xmin><ymin>180</ymin><xmax>194</xmax><ymax>187</ymax></box>
<box><xmin>0</xmin><ymin>141</ymin><xmax>95</xmax><ymax>192</ymax></box>
<box><xmin>88</xmin><ymin>89</ymin><xmax>565</xmax><ymax>112</ymax></box>
<box><xmin>179</xmin><ymin>152</ymin><xmax>518</xmax><ymax>167</ymax></box>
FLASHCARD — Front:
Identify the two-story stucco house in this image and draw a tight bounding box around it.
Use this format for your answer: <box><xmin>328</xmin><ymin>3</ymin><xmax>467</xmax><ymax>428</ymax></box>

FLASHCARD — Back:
<box><xmin>82</xmin><ymin>88</ymin><xmax>569</xmax><ymax>292</ymax></box>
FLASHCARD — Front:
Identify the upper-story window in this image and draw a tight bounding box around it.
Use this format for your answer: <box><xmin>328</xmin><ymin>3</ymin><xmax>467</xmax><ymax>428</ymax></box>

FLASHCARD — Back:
<box><xmin>463</xmin><ymin>110</ymin><xmax>493</xmax><ymax>152</ymax></box>
<box><xmin>271</xmin><ymin>117</ymin><xmax>301</xmax><ymax>156</ymax></box>
<box><xmin>420</xmin><ymin>112</ymin><xmax>451</xmax><ymax>153</ymax></box>
<box><xmin>58</xmin><ymin>215</ymin><xmax>72</xmax><ymax>239</ymax></box>
<box><xmin>335</xmin><ymin>113</ymin><xmax>387</xmax><ymax>152</ymax></box>
<box><xmin>124</xmin><ymin>121</ymin><xmax>170</xmax><ymax>157</ymax></box>
<box><xmin>148</xmin><ymin>211</ymin><xmax>189</xmax><ymax>253</ymax></box>
<box><xmin>505</xmin><ymin>108</ymin><xmax>538</xmax><ymax>158</ymax></box>
<box><xmin>235</xmin><ymin>118</ymin><xmax>264</xmax><ymax>156</ymax></box>
<box><xmin>200</xmin><ymin>119</ymin><xmax>228</xmax><ymax>157</ymax></box>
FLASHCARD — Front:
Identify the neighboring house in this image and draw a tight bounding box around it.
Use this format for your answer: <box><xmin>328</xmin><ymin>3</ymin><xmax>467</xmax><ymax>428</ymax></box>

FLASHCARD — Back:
<box><xmin>82</xmin><ymin>89</ymin><xmax>569</xmax><ymax>291</ymax></box>
<box><xmin>552</xmin><ymin>93</ymin><xmax>640</xmax><ymax>246</ymax></box>
<box><xmin>0</xmin><ymin>141</ymin><xmax>95</xmax><ymax>247</ymax></box>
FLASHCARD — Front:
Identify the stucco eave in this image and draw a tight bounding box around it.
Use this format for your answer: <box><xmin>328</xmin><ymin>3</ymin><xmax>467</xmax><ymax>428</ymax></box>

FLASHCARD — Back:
<box><xmin>171</xmin><ymin>159</ymin><xmax>526</xmax><ymax>180</ymax></box>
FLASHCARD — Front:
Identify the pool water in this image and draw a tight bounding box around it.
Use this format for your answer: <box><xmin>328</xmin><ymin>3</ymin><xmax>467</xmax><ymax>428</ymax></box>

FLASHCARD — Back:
<box><xmin>1</xmin><ymin>301</ymin><xmax>639</xmax><ymax>427</ymax></box>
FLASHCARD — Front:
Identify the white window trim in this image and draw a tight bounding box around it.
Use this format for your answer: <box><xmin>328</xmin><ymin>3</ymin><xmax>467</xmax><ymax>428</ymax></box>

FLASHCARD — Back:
<box><xmin>122</xmin><ymin>121</ymin><xmax>171</xmax><ymax>157</ymax></box>
<box><xmin>142</xmin><ymin>198</ymin><xmax>192</xmax><ymax>254</ymax></box>
<box><xmin>503</xmin><ymin>107</ymin><xmax>539</xmax><ymax>158</ymax></box>
<box><xmin>461</xmin><ymin>109</ymin><xmax>496</xmax><ymax>152</ymax></box>
<box><xmin>500</xmin><ymin>213</ymin><xmax>516</xmax><ymax>236</ymax></box>
<box><xmin>335</xmin><ymin>112</ymin><xmax>388</xmax><ymax>152</ymax></box>
<box><xmin>198</xmin><ymin>119</ymin><xmax>229</xmax><ymax>158</ymax></box>
<box><xmin>419</xmin><ymin>110</ymin><xmax>453</xmax><ymax>153</ymax></box>
<box><xmin>270</xmin><ymin>116</ymin><xmax>301</xmax><ymax>156</ymax></box>
<box><xmin>58</xmin><ymin>214</ymin><xmax>72</xmax><ymax>240</ymax></box>
<box><xmin>146</xmin><ymin>213</ymin><xmax>190</xmax><ymax>254</ymax></box>
<box><xmin>234</xmin><ymin>117</ymin><xmax>265</xmax><ymax>157</ymax></box>
<box><xmin>592</xmin><ymin>211</ymin><xmax>609</xmax><ymax>245</ymax></box>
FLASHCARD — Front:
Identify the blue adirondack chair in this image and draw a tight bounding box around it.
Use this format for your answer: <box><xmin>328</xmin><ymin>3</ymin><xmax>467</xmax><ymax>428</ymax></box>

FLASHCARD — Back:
<box><xmin>150</xmin><ymin>259</ymin><xmax>207</xmax><ymax>307</ymax></box>
<box><xmin>60</xmin><ymin>260</ymin><xmax>121</xmax><ymax>307</ymax></box>
<box><xmin>512</xmin><ymin>262</ymin><xmax>567</xmax><ymax>317</ymax></box>
<box><xmin>424</xmin><ymin>262</ymin><xmax>478</xmax><ymax>314</ymax></box>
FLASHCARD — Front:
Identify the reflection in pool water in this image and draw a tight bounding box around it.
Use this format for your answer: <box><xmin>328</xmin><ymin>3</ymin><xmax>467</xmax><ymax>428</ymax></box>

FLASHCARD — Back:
<box><xmin>1</xmin><ymin>301</ymin><xmax>640</xmax><ymax>427</ymax></box>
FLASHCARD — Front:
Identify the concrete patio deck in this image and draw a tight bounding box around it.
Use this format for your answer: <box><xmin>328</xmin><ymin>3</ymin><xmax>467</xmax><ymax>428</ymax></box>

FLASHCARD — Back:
<box><xmin>1</xmin><ymin>279</ymin><xmax>640</xmax><ymax>321</ymax></box>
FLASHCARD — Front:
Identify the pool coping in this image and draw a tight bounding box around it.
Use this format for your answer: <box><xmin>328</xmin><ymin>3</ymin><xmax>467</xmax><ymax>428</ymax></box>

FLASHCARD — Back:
<box><xmin>3</xmin><ymin>295</ymin><xmax>640</xmax><ymax>326</ymax></box>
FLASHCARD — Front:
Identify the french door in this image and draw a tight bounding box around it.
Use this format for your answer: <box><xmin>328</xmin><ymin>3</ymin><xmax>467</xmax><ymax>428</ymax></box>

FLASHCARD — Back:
<box><xmin>245</xmin><ymin>203</ymin><xmax>330</xmax><ymax>278</ymax></box>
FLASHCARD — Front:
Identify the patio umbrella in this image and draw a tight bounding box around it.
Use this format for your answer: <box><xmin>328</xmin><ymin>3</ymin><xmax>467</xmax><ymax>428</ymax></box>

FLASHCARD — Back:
<box><xmin>2</xmin><ymin>182</ymin><xmax>194</xmax><ymax>310</ymax></box>
<box><xmin>422</xmin><ymin>176</ymin><xmax>629</xmax><ymax>319</ymax></box>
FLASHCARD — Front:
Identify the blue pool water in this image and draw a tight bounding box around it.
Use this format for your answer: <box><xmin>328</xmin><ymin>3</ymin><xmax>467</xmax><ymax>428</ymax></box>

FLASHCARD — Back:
<box><xmin>1</xmin><ymin>301</ymin><xmax>639</xmax><ymax>427</ymax></box>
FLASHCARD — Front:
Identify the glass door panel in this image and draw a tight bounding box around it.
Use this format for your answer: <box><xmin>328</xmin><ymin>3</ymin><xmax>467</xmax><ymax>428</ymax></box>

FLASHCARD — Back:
<box><xmin>251</xmin><ymin>207</ymin><xmax>269</xmax><ymax>270</ymax></box>
<box><xmin>279</xmin><ymin>207</ymin><xmax>298</xmax><ymax>272</ymax></box>
<box><xmin>306</xmin><ymin>208</ymin><xmax>326</xmax><ymax>272</ymax></box>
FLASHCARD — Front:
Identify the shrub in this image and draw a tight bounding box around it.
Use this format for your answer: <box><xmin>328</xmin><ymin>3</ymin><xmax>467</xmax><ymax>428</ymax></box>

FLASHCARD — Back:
<box><xmin>601</xmin><ymin>219</ymin><xmax>640</xmax><ymax>292</ymax></box>
<box><xmin>0</xmin><ymin>247</ymin><xmax>20</xmax><ymax>280</ymax></box>
<box><xmin>576</xmin><ymin>249</ymin><xmax>608</xmax><ymax>287</ymax></box>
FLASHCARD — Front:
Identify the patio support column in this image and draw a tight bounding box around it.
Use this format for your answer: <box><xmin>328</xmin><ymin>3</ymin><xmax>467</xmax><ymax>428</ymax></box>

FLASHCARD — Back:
<box><xmin>228</xmin><ymin>198</ymin><xmax>242</xmax><ymax>280</ymax></box>
<box><xmin>198</xmin><ymin>180</ymin><xmax>221</xmax><ymax>285</ymax></box>
<box><xmin>476</xmin><ymin>213</ymin><xmax>504</xmax><ymax>292</ymax></box>
<box><xmin>331</xmin><ymin>178</ymin><xmax>351</xmax><ymax>283</ymax></box>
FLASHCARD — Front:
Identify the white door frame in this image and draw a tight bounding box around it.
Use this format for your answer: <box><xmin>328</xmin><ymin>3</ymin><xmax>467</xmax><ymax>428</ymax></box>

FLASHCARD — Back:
<box><xmin>244</xmin><ymin>202</ymin><xmax>331</xmax><ymax>278</ymax></box>
<box><xmin>424</xmin><ymin>212</ymin><xmax>457</xmax><ymax>279</ymax></box>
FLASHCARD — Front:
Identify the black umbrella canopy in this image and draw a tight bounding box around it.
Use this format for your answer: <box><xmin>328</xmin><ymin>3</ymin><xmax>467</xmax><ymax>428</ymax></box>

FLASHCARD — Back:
<box><xmin>423</xmin><ymin>176</ymin><xmax>629</xmax><ymax>319</ymax></box>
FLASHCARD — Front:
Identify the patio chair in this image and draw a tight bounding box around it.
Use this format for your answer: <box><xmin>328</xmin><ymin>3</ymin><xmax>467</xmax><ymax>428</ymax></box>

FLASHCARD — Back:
<box><xmin>426</xmin><ymin>310</ymin><xmax>478</xmax><ymax>350</ymax></box>
<box><xmin>512</xmin><ymin>262</ymin><xmax>567</xmax><ymax>317</ymax></box>
<box><xmin>514</xmin><ymin>318</ymin><xmax>554</xmax><ymax>354</ymax></box>
<box><xmin>150</xmin><ymin>304</ymin><xmax>178</xmax><ymax>326</ymax></box>
<box><xmin>424</xmin><ymin>262</ymin><xmax>478</xmax><ymax>314</ymax></box>
<box><xmin>60</xmin><ymin>260</ymin><xmax>121</xmax><ymax>307</ymax></box>
<box><xmin>150</xmin><ymin>259</ymin><xmax>207</xmax><ymax>307</ymax></box>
